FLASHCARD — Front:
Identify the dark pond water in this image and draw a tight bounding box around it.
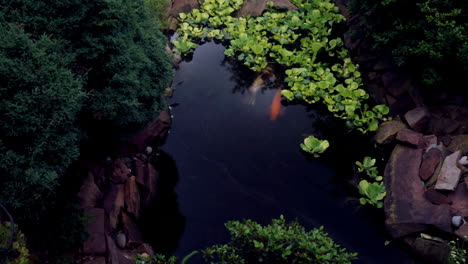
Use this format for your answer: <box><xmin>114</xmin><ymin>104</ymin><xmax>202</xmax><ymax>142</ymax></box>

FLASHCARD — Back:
<box><xmin>149</xmin><ymin>42</ymin><xmax>419</xmax><ymax>264</ymax></box>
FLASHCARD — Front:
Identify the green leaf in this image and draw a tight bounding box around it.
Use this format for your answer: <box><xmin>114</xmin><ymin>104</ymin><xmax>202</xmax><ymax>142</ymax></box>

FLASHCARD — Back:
<box><xmin>281</xmin><ymin>90</ymin><xmax>294</xmax><ymax>100</ymax></box>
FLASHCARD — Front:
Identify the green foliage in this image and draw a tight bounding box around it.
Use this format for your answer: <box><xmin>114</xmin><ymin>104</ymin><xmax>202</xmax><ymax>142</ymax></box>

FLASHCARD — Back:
<box><xmin>0</xmin><ymin>24</ymin><xmax>84</xmax><ymax>219</ymax></box>
<box><xmin>0</xmin><ymin>222</ymin><xmax>32</xmax><ymax>264</ymax></box>
<box><xmin>300</xmin><ymin>136</ymin><xmax>330</xmax><ymax>157</ymax></box>
<box><xmin>202</xmin><ymin>216</ymin><xmax>357</xmax><ymax>264</ymax></box>
<box><xmin>355</xmin><ymin>156</ymin><xmax>382</xmax><ymax>181</ymax></box>
<box><xmin>135</xmin><ymin>254</ymin><xmax>177</xmax><ymax>264</ymax></box>
<box><xmin>357</xmin><ymin>180</ymin><xmax>386</xmax><ymax>208</ymax></box>
<box><xmin>449</xmin><ymin>239</ymin><xmax>467</xmax><ymax>264</ymax></box>
<box><xmin>145</xmin><ymin>0</ymin><xmax>171</xmax><ymax>28</ymax></box>
<box><xmin>174</xmin><ymin>0</ymin><xmax>390</xmax><ymax>133</ymax></box>
<box><xmin>349</xmin><ymin>0</ymin><xmax>467</xmax><ymax>92</ymax></box>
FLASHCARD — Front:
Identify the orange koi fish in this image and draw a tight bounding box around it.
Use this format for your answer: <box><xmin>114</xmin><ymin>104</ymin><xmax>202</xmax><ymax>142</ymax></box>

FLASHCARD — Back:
<box><xmin>270</xmin><ymin>89</ymin><xmax>282</xmax><ymax>120</ymax></box>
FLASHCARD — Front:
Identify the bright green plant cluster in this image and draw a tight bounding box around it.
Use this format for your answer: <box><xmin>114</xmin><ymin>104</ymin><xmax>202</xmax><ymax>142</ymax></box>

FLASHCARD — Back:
<box><xmin>174</xmin><ymin>0</ymin><xmax>390</xmax><ymax>133</ymax></box>
<box><xmin>135</xmin><ymin>254</ymin><xmax>177</xmax><ymax>264</ymax></box>
<box><xmin>449</xmin><ymin>239</ymin><xmax>467</xmax><ymax>264</ymax></box>
<box><xmin>355</xmin><ymin>156</ymin><xmax>385</xmax><ymax>208</ymax></box>
<box><xmin>0</xmin><ymin>222</ymin><xmax>32</xmax><ymax>264</ymax></box>
<box><xmin>202</xmin><ymin>216</ymin><xmax>357</xmax><ymax>264</ymax></box>
<box><xmin>300</xmin><ymin>136</ymin><xmax>329</xmax><ymax>157</ymax></box>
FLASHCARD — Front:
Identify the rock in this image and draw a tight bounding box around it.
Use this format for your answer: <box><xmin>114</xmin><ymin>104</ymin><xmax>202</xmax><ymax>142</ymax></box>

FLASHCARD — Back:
<box><xmin>425</xmin><ymin>187</ymin><xmax>451</xmax><ymax>205</ymax></box>
<box><xmin>455</xmin><ymin>222</ymin><xmax>468</xmax><ymax>241</ymax></box>
<box><xmin>404</xmin><ymin>107</ymin><xmax>431</xmax><ymax>132</ymax></box>
<box><xmin>83</xmin><ymin>257</ymin><xmax>106</xmax><ymax>264</ymax></box>
<box><xmin>452</xmin><ymin>216</ymin><xmax>464</xmax><ymax>227</ymax></box>
<box><xmin>144</xmin><ymin>163</ymin><xmax>159</xmax><ymax>207</ymax></box>
<box><xmin>102</xmin><ymin>184</ymin><xmax>125</xmax><ymax>229</ymax></box>
<box><xmin>169</xmin><ymin>0</ymin><xmax>199</xmax><ymax>17</ymax></box>
<box><xmin>384</xmin><ymin>145</ymin><xmax>452</xmax><ymax>238</ymax></box>
<box><xmin>237</xmin><ymin>0</ymin><xmax>297</xmax><ymax>17</ymax></box>
<box><xmin>110</xmin><ymin>159</ymin><xmax>130</xmax><ymax>184</ymax></box>
<box><xmin>420</xmin><ymin>148</ymin><xmax>443</xmax><ymax>181</ymax></box>
<box><xmin>386</xmin><ymin>75</ymin><xmax>414</xmax><ymax>98</ymax></box>
<box><xmin>423</xmin><ymin>135</ymin><xmax>438</xmax><ymax>148</ymax></box>
<box><xmin>450</xmin><ymin>183</ymin><xmax>468</xmax><ymax>217</ymax></box>
<box><xmin>136</xmin><ymin>244</ymin><xmax>155</xmax><ymax>257</ymax></box>
<box><xmin>125</xmin><ymin>176</ymin><xmax>140</xmax><ymax>218</ymax></box>
<box><xmin>172</xmin><ymin>55</ymin><xmax>182</xmax><ymax>67</ymax></box>
<box><xmin>459</xmin><ymin>156</ymin><xmax>468</xmax><ymax>165</ymax></box>
<box><xmin>429</xmin><ymin>117</ymin><xmax>460</xmax><ymax>136</ymax></box>
<box><xmin>107</xmin><ymin>235</ymin><xmax>134</xmax><ymax>264</ymax></box>
<box><xmin>375</xmin><ymin>120</ymin><xmax>407</xmax><ymax>144</ymax></box>
<box><xmin>122</xmin><ymin>212</ymin><xmax>144</xmax><ymax>247</ymax></box>
<box><xmin>116</xmin><ymin>232</ymin><xmax>127</xmax><ymax>249</ymax></box>
<box><xmin>411</xmin><ymin>238</ymin><xmax>450</xmax><ymax>264</ymax></box>
<box><xmin>435</xmin><ymin>151</ymin><xmax>462</xmax><ymax>191</ymax></box>
<box><xmin>167</xmin><ymin>16</ymin><xmax>179</xmax><ymax>31</ymax></box>
<box><xmin>448</xmin><ymin>135</ymin><xmax>468</xmax><ymax>154</ymax></box>
<box><xmin>396</xmin><ymin>128</ymin><xmax>424</xmax><ymax>148</ymax></box>
<box><xmin>83</xmin><ymin>208</ymin><xmax>107</xmax><ymax>255</ymax></box>
<box><xmin>78</xmin><ymin>172</ymin><xmax>102</xmax><ymax>209</ymax></box>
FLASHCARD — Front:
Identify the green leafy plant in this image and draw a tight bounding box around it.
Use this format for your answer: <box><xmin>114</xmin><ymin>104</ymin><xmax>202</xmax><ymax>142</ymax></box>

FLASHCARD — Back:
<box><xmin>0</xmin><ymin>222</ymin><xmax>32</xmax><ymax>264</ymax></box>
<box><xmin>134</xmin><ymin>251</ymin><xmax>198</xmax><ymax>264</ymax></box>
<box><xmin>202</xmin><ymin>216</ymin><xmax>357</xmax><ymax>264</ymax></box>
<box><xmin>358</xmin><ymin>180</ymin><xmax>386</xmax><ymax>208</ymax></box>
<box><xmin>449</xmin><ymin>239</ymin><xmax>467</xmax><ymax>264</ymax></box>
<box><xmin>300</xmin><ymin>136</ymin><xmax>330</xmax><ymax>157</ymax></box>
<box><xmin>355</xmin><ymin>156</ymin><xmax>382</xmax><ymax>181</ymax></box>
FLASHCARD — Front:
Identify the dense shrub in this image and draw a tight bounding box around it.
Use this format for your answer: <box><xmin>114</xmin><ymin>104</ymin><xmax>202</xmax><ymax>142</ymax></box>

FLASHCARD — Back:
<box><xmin>202</xmin><ymin>216</ymin><xmax>357</xmax><ymax>264</ymax></box>
<box><xmin>0</xmin><ymin>222</ymin><xmax>32</xmax><ymax>264</ymax></box>
<box><xmin>349</xmin><ymin>0</ymin><xmax>467</xmax><ymax>93</ymax></box>
<box><xmin>0</xmin><ymin>24</ymin><xmax>84</xmax><ymax>219</ymax></box>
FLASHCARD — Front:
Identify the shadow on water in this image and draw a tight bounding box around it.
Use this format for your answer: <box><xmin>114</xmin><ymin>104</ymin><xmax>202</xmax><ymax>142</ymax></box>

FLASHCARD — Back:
<box><xmin>139</xmin><ymin>150</ymin><xmax>186</xmax><ymax>255</ymax></box>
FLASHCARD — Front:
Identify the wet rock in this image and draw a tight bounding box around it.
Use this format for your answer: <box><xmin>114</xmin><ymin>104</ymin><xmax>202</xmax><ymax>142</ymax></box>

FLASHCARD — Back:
<box><xmin>420</xmin><ymin>148</ymin><xmax>443</xmax><ymax>181</ymax></box>
<box><xmin>375</xmin><ymin>120</ymin><xmax>407</xmax><ymax>144</ymax></box>
<box><xmin>122</xmin><ymin>212</ymin><xmax>143</xmax><ymax>247</ymax></box>
<box><xmin>404</xmin><ymin>107</ymin><xmax>431</xmax><ymax>132</ymax></box>
<box><xmin>435</xmin><ymin>151</ymin><xmax>462</xmax><ymax>191</ymax></box>
<box><xmin>411</xmin><ymin>238</ymin><xmax>450</xmax><ymax>264</ymax></box>
<box><xmin>384</xmin><ymin>145</ymin><xmax>452</xmax><ymax>238</ymax></box>
<box><xmin>450</xmin><ymin>183</ymin><xmax>468</xmax><ymax>217</ymax></box>
<box><xmin>116</xmin><ymin>232</ymin><xmax>127</xmax><ymax>249</ymax></box>
<box><xmin>425</xmin><ymin>187</ymin><xmax>451</xmax><ymax>205</ymax></box>
<box><xmin>237</xmin><ymin>0</ymin><xmax>297</xmax><ymax>17</ymax></box>
<box><xmin>423</xmin><ymin>135</ymin><xmax>438</xmax><ymax>148</ymax></box>
<box><xmin>125</xmin><ymin>176</ymin><xmax>140</xmax><ymax>218</ymax></box>
<box><xmin>83</xmin><ymin>208</ymin><xmax>107</xmax><ymax>255</ymax></box>
<box><xmin>447</xmin><ymin>134</ymin><xmax>468</xmax><ymax>154</ymax></box>
<box><xmin>102</xmin><ymin>184</ymin><xmax>125</xmax><ymax>229</ymax></box>
<box><xmin>78</xmin><ymin>172</ymin><xmax>102</xmax><ymax>209</ymax></box>
<box><xmin>169</xmin><ymin>0</ymin><xmax>199</xmax><ymax>17</ymax></box>
<box><xmin>396</xmin><ymin>129</ymin><xmax>424</xmax><ymax>148</ymax></box>
<box><xmin>110</xmin><ymin>159</ymin><xmax>130</xmax><ymax>184</ymax></box>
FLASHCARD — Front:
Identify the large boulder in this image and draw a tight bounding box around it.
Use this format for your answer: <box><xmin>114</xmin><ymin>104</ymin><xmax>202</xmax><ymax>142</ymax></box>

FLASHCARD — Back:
<box><xmin>435</xmin><ymin>151</ymin><xmax>462</xmax><ymax>191</ymax></box>
<box><xmin>420</xmin><ymin>148</ymin><xmax>443</xmax><ymax>181</ymax></box>
<box><xmin>169</xmin><ymin>0</ymin><xmax>199</xmax><ymax>17</ymax></box>
<box><xmin>125</xmin><ymin>176</ymin><xmax>140</xmax><ymax>218</ymax></box>
<box><xmin>83</xmin><ymin>208</ymin><xmax>107</xmax><ymax>255</ymax></box>
<box><xmin>122</xmin><ymin>212</ymin><xmax>144</xmax><ymax>248</ymax></box>
<box><xmin>404</xmin><ymin>107</ymin><xmax>431</xmax><ymax>132</ymax></box>
<box><xmin>110</xmin><ymin>159</ymin><xmax>130</xmax><ymax>184</ymax></box>
<box><xmin>396</xmin><ymin>128</ymin><xmax>424</xmax><ymax>148</ymax></box>
<box><xmin>237</xmin><ymin>0</ymin><xmax>297</xmax><ymax>17</ymax></box>
<box><xmin>384</xmin><ymin>145</ymin><xmax>452</xmax><ymax>238</ymax></box>
<box><xmin>102</xmin><ymin>184</ymin><xmax>125</xmax><ymax>229</ymax></box>
<box><xmin>78</xmin><ymin>172</ymin><xmax>102</xmax><ymax>209</ymax></box>
<box><xmin>375</xmin><ymin>120</ymin><xmax>407</xmax><ymax>144</ymax></box>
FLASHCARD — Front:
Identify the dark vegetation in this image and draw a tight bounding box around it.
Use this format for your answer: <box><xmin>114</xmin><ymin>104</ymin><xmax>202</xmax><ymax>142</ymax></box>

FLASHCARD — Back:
<box><xmin>0</xmin><ymin>0</ymin><xmax>172</xmax><ymax>260</ymax></box>
<box><xmin>349</xmin><ymin>0</ymin><xmax>467</xmax><ymax>97</ymax></box>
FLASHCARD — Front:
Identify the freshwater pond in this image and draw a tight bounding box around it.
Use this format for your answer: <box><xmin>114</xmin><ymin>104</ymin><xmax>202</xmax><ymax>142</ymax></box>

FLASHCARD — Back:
<box><xmin>148</xmin><ymin>42</ymin><xmax>419</xmax><ymax>264</ymax></box>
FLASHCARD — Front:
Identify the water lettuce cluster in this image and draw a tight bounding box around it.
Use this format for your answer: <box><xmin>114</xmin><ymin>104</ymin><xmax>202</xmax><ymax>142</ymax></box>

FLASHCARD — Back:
<box><xmin>173</xmin><ymin>0</ymin><xmax>390</xmax><ymax>134</ymax></box>
<box><xmin>355</xmin><ymin>156</ymin><xmax>386</xmax><ymax>208</ymax></box>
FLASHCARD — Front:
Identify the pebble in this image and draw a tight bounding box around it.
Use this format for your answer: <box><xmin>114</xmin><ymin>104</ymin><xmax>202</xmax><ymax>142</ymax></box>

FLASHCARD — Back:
<box><xmin>452</xmin><ymin>216</ymin><xmax>464</xmax><ymax>227</ymax></box>
<box><xmin>458</xmin><ymin>156</ymin><xmax>468</xmax><ymax>165</ymax></box>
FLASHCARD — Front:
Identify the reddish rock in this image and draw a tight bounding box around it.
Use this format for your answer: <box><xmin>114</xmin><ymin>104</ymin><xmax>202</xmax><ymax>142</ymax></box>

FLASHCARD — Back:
<box><xmin>144</xmin><ymin>163</ymin><xmax>159</xmax><ymax>207</ymax></box>
<box><xmin>435</xmin><ymin>151</ymin><xmax>462</xmax><ymax>191</ymax></box>
<box><xmin>396</xmin><ymin>128</ymin><xmax>424</xmax><ymax>148</ymax></box>
<box><xmin>110</xmin><ymin>159</ymin><xmax>130</xmax><ymax>184</ymax></box>
<box><xmin>425</xmin><ymin>187</ymin><xmax>451</xmax><ymax>205</ymax></box>
<box><xmin>169</xmin><ymin>0</ymin><xmax>199</xmax><ymax>17</ymax></box>
<box><xmin>237</xmin><ymin>0</ymin><xmax>297</xmax><ymax>17</ymax></box>
<box><xmin>122</xmin><ymin>212</ymin><xmax>143</xmax><ymax>248</ymax></box>
<box><xmin>384</xmin><ymin>145</ymin><xmax>452</xmax><ymax>238</ymax></box>
<box><xmin>125</xmin><ymin>176</ymin><xmax>140</xmax><ymax>218</ymax></box>
<box><xmin>78</xmin><ymin>172</ymin><xmax>102</xmax><ymax>209</ymax></box>
<box><xmin>374</xmin><ymin>120</ymin><xmax>408</xmax><ymax>144</ymax></box>
<box><xmin>83</xmin><ymin>208</ymin><xmax>107</xmax><ymax>255</ymax></box>
<box><xmin>450</xmin><ymin>183</ymin><xmax>468</xmax><ymax>217</ymax></box>
<box><xmin>455</xmin><ymin>222</ymin><xmax>468</xmax><ymax>241</ymax></box>
<box><xmin>405</xmin><ymin>107</ymin><xmax>431</xmax><ymax>132</ymax></box>
<box><xmin>102</xmin><ymin>184</ymin><xmax>125</xmax><ymax>228</ymax></box>
<box><xmin>429</xmin><ymin>117</ymin><xmax>460</xmax><ymax>136</ymax></box>
<box><xmin>420</xmin><ymin>148</ymin><xmax>443</xmax><ymax>181</ymax></box>
<box><xmin>423</xmin><ymin>135</ymin><xmax>438</xmax><ymax>148</ymax></box>
<box><xmin>107</xmin><ymin>235</ymin><xmax>134</xmax><ymax>264</ymax></box>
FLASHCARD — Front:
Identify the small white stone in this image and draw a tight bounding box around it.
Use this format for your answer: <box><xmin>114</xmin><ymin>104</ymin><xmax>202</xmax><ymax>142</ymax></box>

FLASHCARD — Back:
<box><xmin>116</xmin><ymin>232</ymin><xmax>127</xmax><ymax>248</ymax></box>
<box><xmin>452</xmin><ymin>216</ymin><xmax>464</xmax><ymax>227</ymax></box>
<box><xmin>145</xmin><ymin>146</ymin><xmax>153</xmax><ymax>155</ymax></box>
<box><xmin>459</xmin><ymin>156</ymin><xmax>468</xmax><ymax>166</ymax></box>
